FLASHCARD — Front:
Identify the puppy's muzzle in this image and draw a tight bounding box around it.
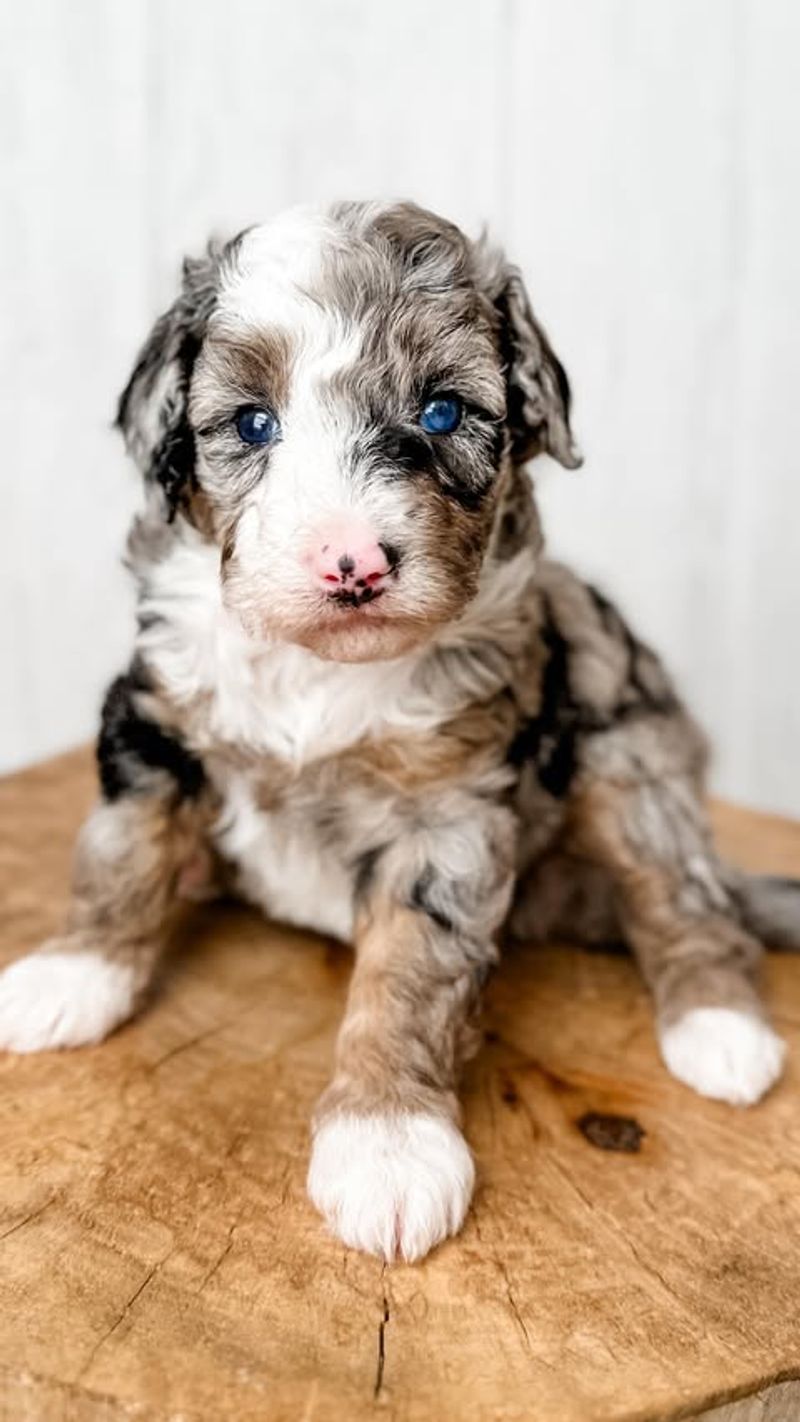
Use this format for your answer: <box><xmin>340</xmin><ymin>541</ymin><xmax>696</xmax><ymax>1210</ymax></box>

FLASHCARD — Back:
<box><xmin>307</xmin><ymin>521</ymin><xmax>401</xmax><ymax>608</ymax></box>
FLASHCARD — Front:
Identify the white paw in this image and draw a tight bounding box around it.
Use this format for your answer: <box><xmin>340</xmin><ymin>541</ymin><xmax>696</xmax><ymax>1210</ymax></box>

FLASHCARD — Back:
<box><xmin>659</xmin><ymin>1007</ymin><xmax>786</xmax><ymax>1106</ymax></box>
<box><xmin>0</xmin><ymin>949</ymin><xmax>138</xmax><ymax>1053</ymax></box>
<box><xmin>307</xmin><ymin>1112</ymin><xmax>475</xmax><ymax>1262</ymax></box>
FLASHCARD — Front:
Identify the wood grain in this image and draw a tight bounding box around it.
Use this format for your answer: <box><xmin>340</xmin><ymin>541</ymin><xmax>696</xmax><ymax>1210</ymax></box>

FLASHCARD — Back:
<box><xmin>1</xmin><ymin>748</ymin><xmax>799</xmax><ymax>1421</ymax></box>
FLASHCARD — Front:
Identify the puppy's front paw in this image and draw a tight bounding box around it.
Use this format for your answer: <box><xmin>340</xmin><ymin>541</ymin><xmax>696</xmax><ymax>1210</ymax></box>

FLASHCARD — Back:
<box><xmin>307</xmin><ymin>1112</ymin><xmax>475</xmax><ymax>1262</ymax></box>
<box><xmin>659</xmin><ymin>1006</ymin><xmax>786</xmax><ymax>1106</ymax></box>
<box><xmin>0</xmin><ymin>947</ymin><xmax>138</xmax><ymax>1053</ymax></box>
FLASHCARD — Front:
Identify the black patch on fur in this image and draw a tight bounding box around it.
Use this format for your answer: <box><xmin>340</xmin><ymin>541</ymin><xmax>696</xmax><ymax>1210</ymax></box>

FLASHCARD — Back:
<box><xmin>409</xmin><ymin>866</ymin><xmax>454</xmax><ymax>934</ymax></box>
<box><xmin>432</xmin><ymin>476</ymin><xmax>488</xmax><ymax>513</ymax></box>
<box><xmin>494</xmin><ymin>284</ymin><xmax>548</xmax><ymax>464</ymax></box>
<box><xmin>494</xmin><ymin>287</ymin><xmax>525</xmax><ymax>438</ymax></box>
<box><xmin>97</xmin><ymin>672</ymin><xmax>205</xmax><ymax>802</ymax></box>
<box><xmin>373</xmin><ymin>428</ymin><xmax>435</xmax><ymax>474</ymax></box>
<box><xmin>151</xmin><ymin>419</ymin><xmax>197</xmax><ymax>522</ymax></box>
<box><xmin>587</xmin><ymin>583</ymin><xmax>679</xmax><ymax>721</ymax></box>
<box><xmin>378</xmin><ymin>541</ymin><xmax>401</xmax><ymax>573</ymax></box>
<box><xmin>585</xmin><ymin>582</ymin><xmax>615</xmax><ymax>624</ymax></box>
<box><xmin>511</xmin><ymin>587</ymin><xmax>683</xmax><ymax>795</ymax></box>
<box><xmin>362</xmin><ymin>417</ymin><xmax>496</xmax><ymax>512</ymax></box>
<box><xmin>154</xmin><ymin>330</ymin><xmax>202</xmax><ymax>520</ymax></box>
<box><xmin>116</xmin><ymin>252</ymin><xmax>218</xmax><ymax>520</ymax></box>
<box><xmin>551</xmin><ymin>351</ymin><xmax>573</xmax><ymax>421</ymax></box>
<box><xmin>507</xmin><ymin>599</ymin><xmax>579</xmax><ymax>797</ymax></box>
<box><xmin>494</xmin><ymin>278</ymin><xmax>575</xmax><ymax>467</ymax></box>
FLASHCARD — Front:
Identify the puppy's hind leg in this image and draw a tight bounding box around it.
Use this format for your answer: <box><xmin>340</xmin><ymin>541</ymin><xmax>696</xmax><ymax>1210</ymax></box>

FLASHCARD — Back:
<box><xmin>0</xmin><ymin>673</ymin><xmax>215</xmax><ymax>1053</ymax></box>
<box><xmin>570</xmin><ymin>776</ymin><xmax>786</xmax><ymax>1106</ymax></box>
<box><xmin>728</xmin><ymin>869</ymin><xmax>800</xmax><ymax>951</ymax></box>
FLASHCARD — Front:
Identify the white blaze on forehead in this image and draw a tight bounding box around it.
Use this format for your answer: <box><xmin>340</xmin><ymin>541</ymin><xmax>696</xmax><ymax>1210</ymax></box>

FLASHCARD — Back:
<box><xmin>216</xmin><ymin>206</ymin><xmax>364</xmax><ymax>395</ymax></box>
<box><xmin>213</xmin><ymin>206</ymin><xmax>372</xmax><ymax>538</ymax></box>
<box><xmin>208</xmin><ymin>205</ymin><xmax>422</xmax><ymax>607</ymax></box>
<box><xmin>218</xmin><ymin>206</ymin><xmax>343</xmax><ymax>329</ymax></box>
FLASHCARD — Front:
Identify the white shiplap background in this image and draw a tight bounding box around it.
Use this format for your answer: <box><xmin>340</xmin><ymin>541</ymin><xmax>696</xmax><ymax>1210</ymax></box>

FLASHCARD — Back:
<box><xmin>1</xmin><ymin>0</ymin><xmax>798</xmax><ymax>814</ymax></box>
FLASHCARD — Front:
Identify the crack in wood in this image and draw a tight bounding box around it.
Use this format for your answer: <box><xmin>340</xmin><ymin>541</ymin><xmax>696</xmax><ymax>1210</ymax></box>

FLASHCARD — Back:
<box><xmin>138</xmin><ymin>969</ymin><xmax>322</xmax><ymax>1077</ymax></box>
<box><xmin>197</xmin><ymin>1222</ymin><xmax>238</xmax><ymax>1295</ymax></box>
<box><xmin>499</xmin><ymin>1263</ymin><xmax>532</xmax><ymax>1353</ymax></box>
<box><xmin>77</xmin><ymin>1248</ymin><xmax>174</xmax><ymax>1384</ymax></box>
<box><xmin>0</xmin><ymin>1197</ymin><xmax>53</xmax><ymax>1244</ymax></box>
<box><xmin>547</xmin><ymin>1157</ymin><xmax>746</xmax><ymax>1367</ymax></box>
<box><xmin>374</xmin><ymin>1267</ymin><xmax>390</xmax><ymax>1399</ymax></box>
<box><xmin>474</xmin><ymin>1219</ymin><xmax>533</xmax><ymax>1357</ymax></box>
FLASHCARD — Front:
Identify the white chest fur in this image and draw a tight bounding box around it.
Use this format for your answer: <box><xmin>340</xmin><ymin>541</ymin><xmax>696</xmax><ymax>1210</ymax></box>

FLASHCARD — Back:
<box><xmin>136</xmin><ymin>528</ymin><xmax>462</xmax><ymax>765</ymax></box>
<box><xmin>136</xmin><ymin>526</ymin><xmax>533</xmax><ymax>766</ymax></box>
<box><xmin>215</xmin><ymin>773</ymin><xmax>356</xmax><ymax>941</ymax></box>
<box><xmin>135</xmin><ymin>528</ymin><xmax>534</xmax><ymax>940</ymax></box>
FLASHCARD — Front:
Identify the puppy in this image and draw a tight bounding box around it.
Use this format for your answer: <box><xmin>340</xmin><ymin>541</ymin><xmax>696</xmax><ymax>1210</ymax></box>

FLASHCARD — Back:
<box><xmin>2</xmin><ymin>201</ymin><xmax>797</xmax><ymax>1262</ymax></box>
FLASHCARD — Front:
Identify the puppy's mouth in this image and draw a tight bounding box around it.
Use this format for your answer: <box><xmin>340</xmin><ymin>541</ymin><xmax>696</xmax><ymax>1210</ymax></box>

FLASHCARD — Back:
<box><xmin>326</xmin><ymin>584</ymin><xmax>386</xmax><ymax>612</ymax></box>
<box><xmin>228</xmin><ymin>570</ymin><xmax>457</xmax><ymax>662</ymax></box>
<box><xmin>281</xmin><ymin>589</ymin><xmax>432</xmax><ymax>661</ymax></box>
<box><xmin>311</xmin><ymin>590</ymin><xmax>401</xmax><ymax>642</ymax></box>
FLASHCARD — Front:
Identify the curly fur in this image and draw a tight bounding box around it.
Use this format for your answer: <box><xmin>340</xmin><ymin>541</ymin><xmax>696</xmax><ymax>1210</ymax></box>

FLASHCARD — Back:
<box><xmin>1</xmin><ymin>200</ymin><xmax>797</xmax><ymax>1262</ymax></box>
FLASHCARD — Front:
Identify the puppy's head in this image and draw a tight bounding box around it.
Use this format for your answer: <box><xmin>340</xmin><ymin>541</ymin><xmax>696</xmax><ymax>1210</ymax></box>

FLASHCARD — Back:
<box><xmin>118</xmin><ymin>202</ymin><xmax>580</xmax><ymax>661</ymax></box>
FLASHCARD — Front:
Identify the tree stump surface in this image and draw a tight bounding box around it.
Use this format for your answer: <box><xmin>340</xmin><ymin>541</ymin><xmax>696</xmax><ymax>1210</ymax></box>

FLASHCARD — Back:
<box><xmin>1</xmin><ymin>748</ymin><xmax>799</xmax><ymax>1422</ymax></box>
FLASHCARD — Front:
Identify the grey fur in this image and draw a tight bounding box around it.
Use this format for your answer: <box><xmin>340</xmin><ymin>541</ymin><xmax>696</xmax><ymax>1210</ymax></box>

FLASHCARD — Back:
<box><xmin>5</xmin><ymin>199</ymin><xmax>797</xmax><ymax>1262</ymax></box>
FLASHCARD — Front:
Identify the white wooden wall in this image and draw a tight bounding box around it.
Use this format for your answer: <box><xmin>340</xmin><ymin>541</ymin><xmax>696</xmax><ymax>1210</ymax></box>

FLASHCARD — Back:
<box><xmin>2</xmin><ymin>0</ymin><xmax>798</xmax><ymax>815</ymax></box>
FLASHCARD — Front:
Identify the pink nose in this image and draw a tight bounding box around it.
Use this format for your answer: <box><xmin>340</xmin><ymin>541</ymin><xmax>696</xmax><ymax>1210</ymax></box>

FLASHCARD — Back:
<box><xmin>309</xmin><ymin>526</ymin><xmax>398</xmax><ymax>599</ymax></box>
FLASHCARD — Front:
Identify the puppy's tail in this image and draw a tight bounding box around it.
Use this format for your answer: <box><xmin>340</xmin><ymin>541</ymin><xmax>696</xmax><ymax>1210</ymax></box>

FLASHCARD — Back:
<box><xmin>729</xmin><ymin>870</ymin><xmax>800</xmax><ymax>951</ymax></box>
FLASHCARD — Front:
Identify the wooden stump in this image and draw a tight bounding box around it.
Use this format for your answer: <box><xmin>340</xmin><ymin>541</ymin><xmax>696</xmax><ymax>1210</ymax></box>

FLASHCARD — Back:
<box><xmin>1</xmin><ymin>749</ymin><xmax>799</xmax><ymax>1421</ymax></box>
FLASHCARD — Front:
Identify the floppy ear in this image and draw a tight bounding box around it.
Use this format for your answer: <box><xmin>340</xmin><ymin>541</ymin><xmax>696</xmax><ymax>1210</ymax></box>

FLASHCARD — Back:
<box><xmin>493</xmin><ymin>266</ymin><xmax>582</xmax><ymax>470</ymax></box>
<box><xmin>116</xmin><ymin>249</ymin><xmax>220</xmax><ymax>517</ymax></box>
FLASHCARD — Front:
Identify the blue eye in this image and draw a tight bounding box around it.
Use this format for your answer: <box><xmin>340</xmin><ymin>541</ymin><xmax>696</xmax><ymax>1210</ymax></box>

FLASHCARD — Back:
<box><xmin>236</xmin><ymin>406</ymin><xmax>281</xmax><ymax>446</ymax></box>
<box><xmin>419</xmin><ymin>394</ymin><xmax>463</xmax><ymax>435</ymax></box>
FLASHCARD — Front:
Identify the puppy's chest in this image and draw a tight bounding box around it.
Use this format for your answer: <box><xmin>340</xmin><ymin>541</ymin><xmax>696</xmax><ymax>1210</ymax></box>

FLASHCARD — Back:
<box><xmin>209</xmin><ymin>703</ymin><xmax>521</xmax><ymax>942</ymax></box>
<box><xmin>156</xmin><ymin>624</ymin><xmax>456</xmax><ymax>772</ymax></box>
<box><xmin>142</xmin><ymin>556</ymin><xmax>530</xmax><ymax>936</ymax></box>
<box><xmin>213</xmin><ymin>768</ymin><xmax>358</xmax><ymax>941</ymax></box>
<box><xmin>198</xmin><ymin>667</ymin><xmax>448</xmax><ymax>942</ymax></box>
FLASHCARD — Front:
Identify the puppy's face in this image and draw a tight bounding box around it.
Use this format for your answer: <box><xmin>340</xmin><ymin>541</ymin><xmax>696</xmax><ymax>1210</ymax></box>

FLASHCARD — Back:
<box><xmin>119</xmin><ymin>203</ymin><xmax>580</xmax><ymax>662</ymax></box>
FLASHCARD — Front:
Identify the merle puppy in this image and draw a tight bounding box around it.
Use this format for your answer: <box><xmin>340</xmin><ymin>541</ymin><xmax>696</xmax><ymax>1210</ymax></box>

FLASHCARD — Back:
<box><xmin>1</xmin><ymin>202</ymin><xmax>797</xmax><ymax>1262</ymax></box>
